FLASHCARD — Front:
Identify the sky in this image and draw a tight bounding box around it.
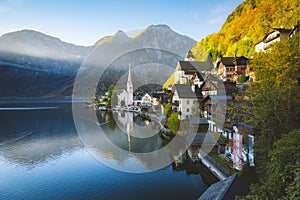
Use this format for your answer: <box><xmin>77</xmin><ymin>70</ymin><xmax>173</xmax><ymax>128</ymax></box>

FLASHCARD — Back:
<box><xmin>0</xmin><ymin>0</ymin><xmax>243</xmax><ymax>46</ymax></box>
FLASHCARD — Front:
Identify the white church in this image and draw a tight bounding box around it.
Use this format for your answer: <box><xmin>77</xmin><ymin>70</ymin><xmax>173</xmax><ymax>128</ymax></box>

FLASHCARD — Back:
<box><xmin>116</xmin><ymin>67</ymin><xmax>133</xmax><ymax>107</ymax></box>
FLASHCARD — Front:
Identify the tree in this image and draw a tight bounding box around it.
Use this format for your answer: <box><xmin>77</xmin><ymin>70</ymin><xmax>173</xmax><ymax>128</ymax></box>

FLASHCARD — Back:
<box><xmin>241</xmin><ymin>34</ymin><xmax>300</xmax><ymax>198</ymax></box>
<box><xmin>237</xmin><ymin>75</ymin><xmax>247</xmax><ymax>83</ymax></box>
<box><xmin>121</xmin><ymin>99</ymin><xmax>125</xmax><ymax>107</ymax></box>
<box><xmin>246</xmin><ymin>35</ymin><xmax>300</xmax><ymax>148</ymax></box>
<box><xmin>107</xmin><ymin>85</ymin><xmax>115</xmax><ymax>106</ymax></box>
<box><xmin>195</xmin><ymin>0</ymin><xmax>300</xmax><ymax>60</ymax></box>
<box><xmin>245</xmin><ymin>129</ymin><xmax>300</xmax><ymax>199</ymax></box>
<box><xmin>163</xmin><ymin>103</ymin><xmax>172</xmax><ymax>115</ymax></box>
<box><xmin>167</xmin><ymin>113</ymin><xmax>179</xmax><ymax>133</ymax></box>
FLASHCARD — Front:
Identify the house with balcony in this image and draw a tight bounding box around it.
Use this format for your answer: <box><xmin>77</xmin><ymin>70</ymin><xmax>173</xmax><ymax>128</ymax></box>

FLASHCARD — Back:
<box><xmin>215</xmin><ymin>56</ymin><xmax>249</xmax><ymax>82</ymax></box>
<box><xmin>172</xmin><ymin>84</ymin><xmax>198</xmax><ymax>120</ymax></box>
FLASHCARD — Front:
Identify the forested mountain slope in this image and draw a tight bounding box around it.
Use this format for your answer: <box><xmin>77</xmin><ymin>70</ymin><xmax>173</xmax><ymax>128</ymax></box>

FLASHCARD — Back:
<box><xmin>192</xmin><ymin>0</ymin><xmax>299</xmax><ymax>61</ymax></box>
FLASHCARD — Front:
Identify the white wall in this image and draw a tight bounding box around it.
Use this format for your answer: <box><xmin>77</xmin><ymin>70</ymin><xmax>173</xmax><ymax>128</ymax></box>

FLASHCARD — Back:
<box><xmin>179</xmin><ymin>98</ymin><xmax>197</xmax><ymax>120</ymax></box>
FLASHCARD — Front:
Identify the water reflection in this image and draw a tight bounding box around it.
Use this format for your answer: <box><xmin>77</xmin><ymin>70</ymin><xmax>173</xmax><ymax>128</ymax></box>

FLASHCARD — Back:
<box><xmin>76</xmin><ymin>102</ymin><xmax>194</xmax><ymax>173</ymax></box>
<box><xmin>0</xmin><ymin>101</ymin><xmax>217</xmax><ymax>200</ymax></box>
<box><xmin>98</xmin><ymin>111</ymin><xmax>164</xmax><ymax>153</ymax></box>
<box><xmin>0</xmin><ymin>102</ymin><xmax>82</xmax><ymax>167</ymax></box>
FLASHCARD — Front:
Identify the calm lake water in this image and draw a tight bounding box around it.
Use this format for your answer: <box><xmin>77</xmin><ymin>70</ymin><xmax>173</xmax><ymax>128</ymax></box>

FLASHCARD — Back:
<box><xmin>0</xmin><ymin>100</ymin><xmax>217</xmax><ymax>200</ymax></box>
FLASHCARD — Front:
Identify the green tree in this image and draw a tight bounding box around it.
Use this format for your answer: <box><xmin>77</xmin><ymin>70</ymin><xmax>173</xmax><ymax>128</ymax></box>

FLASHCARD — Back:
<box><xmin>121</xmin><ymin>99</ymin><xmax>125</xmax><ymax>106</ymax></box>
<box><xmin>245</xmin><ymin>129</ymin><xmax>300</xmax><ymax>199</ymax></box>
<box><xmin>237</xmin><ymin>75</ymin><xmax>247</xmax><ymax>83</ymax></box>
<box><xmin>167</xmin><ymin>113</ymin><xmax>179</xmax><ymax>133</ymax></box>
<box><xmin>107</xmin><ymin>85</ymin><xmax>115</xmax><ymax>106</ymax></box>
<box><xmin>241</xmin><ymin>35</ymin><xmax>300</xmax><ymax>198</ymax></box>
<box><xmin>163</xmin><ymin>103</ymin><xmax>172</xmax><ymax>114</ymax></box>
<box><xmin>246</xmin><ymin>36</ymin><xmax>300</xmax><ymax>148</ymax></box>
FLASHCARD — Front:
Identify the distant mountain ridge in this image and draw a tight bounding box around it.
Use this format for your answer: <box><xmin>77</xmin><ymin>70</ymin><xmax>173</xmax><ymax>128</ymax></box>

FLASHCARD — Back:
<box><xmin>0</xmin><ymin>29</ymin><xmax>92</xmax><ymax>75</ymax></box>
<box><xmin>0</xmin><ymin>25</ymin><xmax>196</xmax><ymax>98</ymax></box>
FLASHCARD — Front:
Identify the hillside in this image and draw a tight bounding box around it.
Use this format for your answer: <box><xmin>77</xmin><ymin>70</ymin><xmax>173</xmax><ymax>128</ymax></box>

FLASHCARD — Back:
<box><xmin>192</xmin><ymin>0</ymin><xmax>300</xmax><ymax>61</ymax></box>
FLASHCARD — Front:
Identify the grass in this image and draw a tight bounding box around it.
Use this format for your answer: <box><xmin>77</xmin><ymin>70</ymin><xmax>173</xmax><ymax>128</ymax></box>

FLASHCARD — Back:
<box><xmin>208</xmin><ymin>147</ymin><xmax>236</xmax><ymax>175</ymax></box>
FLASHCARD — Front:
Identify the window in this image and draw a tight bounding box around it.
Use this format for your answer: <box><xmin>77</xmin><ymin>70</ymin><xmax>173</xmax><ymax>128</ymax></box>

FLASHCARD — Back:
<box><xmin>187</xmin><ymin>100</ymin><xmax>189</xmax><ymax>105</ymax></box>
<box><xmin>187</xmin><ymin>108</ymin><xmax>190</xmax><ymax>112</ymax></box>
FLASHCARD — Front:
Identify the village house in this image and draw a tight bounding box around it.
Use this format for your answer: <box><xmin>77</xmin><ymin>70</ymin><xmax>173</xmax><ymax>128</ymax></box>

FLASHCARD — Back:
<box><xmin>198</xmin><ymin>74</ymin><xmax>237</xmax><ymax>99</ymax></box>
<box><xmin>172</xmin><ymin>84</ymin><xmax>198</xmax><ymax>120</ymax></box>
<box><xmin>141</xmin><ymin>93</ymin><xmax>152</xmax><ymax>106</ymax></box>
<box><xmin>98</xmin><ymin>93</ymin><xmax>108</xmax><ymax>106</ymax></box>
<box><xmin>255</xmin><ymin>28</ymin><xmax>291</xmax><ymax>52</ymax></box>
<box><xmin>199</xmin><ymin>78</ymin><xmax>218</xmax><ymax>98</ymax></box>
<box><xmin>200</xmin><ymin>95</ymin><xmax>231</xmax><ymax>132</ymax></box>
<box><xmin>151</xmin><ymin>92</ymin><xmax>170</xmax><ymax>105</ymax></box>
<box><xmin>174</xmin><ymin>50</ymin><xmax>213</xmax><ymax>85</ymax></box>
<box><xmin>215</xmin><ymin>56</ymin><xmax>249</xmax><ymax>82</ymax></box>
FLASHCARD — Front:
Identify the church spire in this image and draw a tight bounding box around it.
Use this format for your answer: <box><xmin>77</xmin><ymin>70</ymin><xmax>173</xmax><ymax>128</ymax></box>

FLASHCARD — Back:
<box><xmin>127</xmin><ymin>65</ymin><xmax>133</xmax><ymax>106</ymax></box>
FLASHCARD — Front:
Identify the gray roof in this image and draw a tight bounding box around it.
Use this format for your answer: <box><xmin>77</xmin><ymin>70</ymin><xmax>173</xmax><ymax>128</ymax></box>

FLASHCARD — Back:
<box><xmin>178</xmin><ymin>61</ymin><xmax>213</xmax><ymax>71</ymax></box>
<box><xmin>173</xmin><ymin>84</ymin><xmax>197</xmax><ymax>98</ymax></box>
<box><xmin>220</xmin><ymin>56</ymin><xmax>248</xmax><ymax>66</ymax></box>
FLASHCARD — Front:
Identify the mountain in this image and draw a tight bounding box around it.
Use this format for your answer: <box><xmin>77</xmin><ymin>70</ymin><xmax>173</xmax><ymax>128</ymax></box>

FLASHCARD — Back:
<box><xmin>95</xmin><ymin>30</ymin><xmax>131</xmax><ymax>45</ymax></box>
<box><xmin>0</xmin><ymin>29</ymin><xmax>92</xmax><ymax>74</ymax></box>
<box><xmin>0</xmin><ymin>25</ymin><xmax>196</xmax><ymax>98</ymax></box>
<box><xmin>76</xmin><ymin>24</ymin><xmax>196</xmax><ymax>97</ymax></box>
<box><xmin>192</xmin><ymin>0</ymin><xmax>299</xmax><ymax>61</ymax></box>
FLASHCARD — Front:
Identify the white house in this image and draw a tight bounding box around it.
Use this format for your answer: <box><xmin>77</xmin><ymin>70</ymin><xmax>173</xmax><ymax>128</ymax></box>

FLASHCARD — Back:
<box><xmin>255</xmin><ymin>28</ymin><xmax>291</xmax><ymax>52</ymax></box>
<box><xmin>141</xmin><ymin>93</ymin><xmax>152</xmax><ymax>105</ymax></box>
<box><xmin>172</xmin><ymin>84</ymin><xmax>198</xmax><ymax>120</ymax></box>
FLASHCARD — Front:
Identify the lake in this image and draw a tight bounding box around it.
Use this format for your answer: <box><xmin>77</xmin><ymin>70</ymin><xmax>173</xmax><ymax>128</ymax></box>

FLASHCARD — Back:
<box><xmin>0</xmin><ymin>100</ymin><xmax>217</xmax><ymax>200</ymax></box>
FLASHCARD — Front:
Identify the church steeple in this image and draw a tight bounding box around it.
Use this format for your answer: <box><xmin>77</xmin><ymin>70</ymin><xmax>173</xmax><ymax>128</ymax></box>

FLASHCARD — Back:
<box><xmin>184</xmin><ymin>50</ymin><xmax>195</xmax><ymax>61</ymax></box>
<box><xmin>127</xmin><ymin>65</ymin><xmax>133</xmax><ymax>106</ymax></box>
